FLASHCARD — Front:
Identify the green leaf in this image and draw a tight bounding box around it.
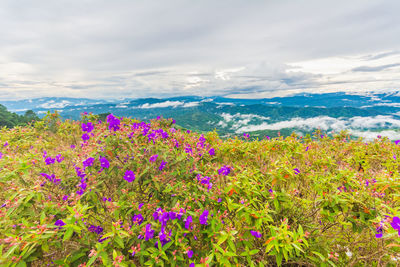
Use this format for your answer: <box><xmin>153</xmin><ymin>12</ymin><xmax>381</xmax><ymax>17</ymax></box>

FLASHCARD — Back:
<box><xmin>249</xmin><ymin>249</ymin><xmax>259</xmax><ymax>255</ymax></box>
<box><xmin>87</xmin><ymin>253</ymin><xmax>99</xmax><ymax>266</ymax></box>
<box><xmin>114</xmin><ymin>235</ymin><xmax>124</xmax><ymax>249</ymax></box>
<box><xmin>63</xmin><ymin>227</ymin><xmax>74</xmax><ymax>242</ymax></box>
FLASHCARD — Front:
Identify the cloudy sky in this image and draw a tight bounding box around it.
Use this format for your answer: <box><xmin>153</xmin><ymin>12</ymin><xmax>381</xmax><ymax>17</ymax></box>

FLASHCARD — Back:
<box><xmin>1</xmin><ymin>0</ymin><xmax>399</xmax><ymax>100</ymax></box>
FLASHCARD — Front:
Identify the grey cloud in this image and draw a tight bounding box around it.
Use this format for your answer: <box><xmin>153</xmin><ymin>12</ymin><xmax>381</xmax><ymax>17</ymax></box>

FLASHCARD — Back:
<box><xmin>352</xmin><ymin>63</ymin><xmax>400</xmax><ymax>72</ymax></box>
<box><xmin>0</xmin><ymin>0</ymin><xmax>399</xmax><ymax>100</ymax></box>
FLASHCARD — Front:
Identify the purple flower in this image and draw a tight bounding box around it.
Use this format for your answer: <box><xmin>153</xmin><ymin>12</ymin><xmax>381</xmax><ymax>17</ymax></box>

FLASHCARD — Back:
<box><xmin>149</xmin><ymin>154</ymin><xmax>158</xmax><ymax>162</ymax></box>
<box><xmin>159</xmin><ymin>160</ymin><xmax>167</xmax><ymax>171</ymax></box>
<box><xmin>250</xmin><ymin>230</ymin><xmax>262</xmax><ymax>238</ymax></box>
<box><xmin>217</xmin><ymin>198</ymin><xmax>222</xmax><ymax>203</ymax></box>
<box><xmin>56</xmin><ymin>154</ymin><xmax>64</xmax><ymax>163</ymax></box>
<box><xmin>375</xmin><ymin>226</ymin><xmax>383</xmax><ymax>238</ymax></box>
<box><xmin>189</xmin><ymin>263</ymin><xmax>195</xmax><ymax>267</ymax></box>
<box><xmin>82</xmin><ymin>133</ymin><xmax>90</xmax><ymax>141</ymax></box>
<box><xmin>83</xmin><ymin>157</ymin><xmax>95</xmax><ymax>168</ymax></box>
<box><xmin>293</xmin><ymin>168</ymin><xmax>300</xmax><ymax>175</ymax></box>
<box><xmin>62</xmin><ymin>195</ymin><xmax>69</xmax><ymax>201</ymax></box>
<box><xmin>395</xmin><ymin>140</ymin><xmax>400</xmax><ymax>145</ymax></box>
<box><xmin>99</xmin><ymin>156</ymin><xmax>110</xmax><ymax>169</ymax></box>
<box><xmin>208</xmin><ymin>148</ymin><xmax>215</xmax><ymax>156</ymax></box>
<box><xmin>145</xmin><ymin>224</ymin><xmax>154</xmax><ymax>241</ymax></box>
<box><xmin>82</xmin><ymin>122</ymin><xmax>94</xmax><ymax>133</ymax></box>
<box><xmin>124</xmin><ymin>170</ymin><xmax>135</xmax><ymax>182</ymax></box>
<box><xmin>107</xmin><ymin>114</ymin><xmax>121</xmax><ymax>131</ymax></box>
<box><xmin>391</xmin><ymin>217</ymin><xmax>400</xmax><ymax>235</ymax></box>
<box><xmin>45</xmin><ymin>157</ymin><xmax>55</xmax><ymax>165</ymax></box>
<box><xmin>243</xmin><ymin>133</ymin><xmax>250</xmax><ymax>139</ymax></box>
<box><xmin>199</xmin><ymin>210</ymin><xmax>209</xmax><ymax>225</ymax></box>
<box><xmin>88</xmin><ymin>225</ymin><xmax>103</xmax><ymax>234</ymax></box>
<box><xmin>0</xmin><ymin>152</ymin><xmax>3</xmax><ymax>159</ymax></box>
<box><xmin>98</xmin><ymin>236</ymin><xmax>109</xmax><ymax>243</ymax></box>
<box><xmin>55</xmin><ymin>220</ymin><xmax>65</xmax><ymax>228</ymax></box>
<box><xmin>132</xmin><ymin>213</ymin><xmax>144</xmax><ymax>225</ymax></box>
<box><xmin>218</xmin><ymin>165</ymin><xmax>231</xmax><ymax>176</ymax></box>
<box><xmin>187</xmin><ymin>250</ymin><xmax>194</xmax><ymax>259</ymax></box>
<box><xmin>138</xmin><ymin>203</ymin><xmax>144</xmax><ymax>210</ymax></box>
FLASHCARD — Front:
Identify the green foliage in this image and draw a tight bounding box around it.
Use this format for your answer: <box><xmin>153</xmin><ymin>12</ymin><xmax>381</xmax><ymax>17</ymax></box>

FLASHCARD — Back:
<box><xmin>0</xmin><ymin>113</ymin><xmax>399</xmax><ymax>266</ymax></box>
<box><xmin>0</xmin><ymin>104</ymin><xmax>39</xmax><ymax>128</ymax></box>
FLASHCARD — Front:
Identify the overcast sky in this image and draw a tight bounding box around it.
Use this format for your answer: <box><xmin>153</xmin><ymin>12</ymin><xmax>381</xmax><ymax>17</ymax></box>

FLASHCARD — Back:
<box><xmin>0</xmin><ymin>0</ymin><xmax>399</xmax><ymax>100</ymax></box>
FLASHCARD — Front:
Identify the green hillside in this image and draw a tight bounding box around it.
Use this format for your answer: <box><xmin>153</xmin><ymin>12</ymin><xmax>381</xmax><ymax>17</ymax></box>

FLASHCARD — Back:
<box><xmin>0</xmin><ymin>113</ymin><xmax>399</xmax><ymax>266</ymax></box>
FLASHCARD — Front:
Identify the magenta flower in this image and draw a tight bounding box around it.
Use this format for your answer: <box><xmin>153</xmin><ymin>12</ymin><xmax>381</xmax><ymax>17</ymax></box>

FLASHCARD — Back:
<box><xmin>88</xmin><ymin>225</ymin><xmax>103</xmax><ymax>234</ymax></box>
<box><xmin>145</xmin><ymin>224</ymin><xmax>154</xmax><ymax>241</ymax></box>
<box><xmin>83</xmin><ymin>157</ymin><xmax>95</xmax><ymax>168</ymax></box>
<box><xmin>132</xmin><ymin>213</ymin><xmax>144</xmax><ymax>225</ymax></box>
<box><xmin>56</xmin><ymin>154</ymin><xmax>64</xmax><ymax>163</ymax></box>
<box><xmin>149</xmin><ymin>154</ymin><xmax>158</xmax><ymax>162</ymax></box>
<box><xmin>250</xmin><ymin>230</ymin><xmax>262</xmax><ymax>238</ymax></box>
<box><xmin>124</xmin><ymin>170</ymin><xmax>135</xmax><ymax>182</ymax></box>
<box><xmin>218</xmin><ymin>165</ymin><xmax>231</xmax><ymax>176</ymax></box>
<box><xmin>199</xmin><ymin>210</ymin><xmax>209</xmax><ymax>225</ymax></box>
<box><xmin>82</xmin><ymin>122</ymin><xmax>94</xmax><ymax>132</ymax></box>
<box><xmin>391</xmin><ymin>217</ymin><xmax>400</xmax><ymax>235</ymax></box>
<box><xmin>395</xmin><ymin>140</ymin><xmax>400</xmax><ymax>145</ymax></box>
<box><xmin>45</xmin><ymin>157</ymin><xmax>55</xmax><ymax>165</ymax></box>
<box><xmin>159</xmin><ymin>160</ymin><xmax>167</xmax><ymax>171</ymax></box>
<box><xmin>187</xmin><ymin>250</ymin><xmax>194</xmax><ymax>258</ymax></box>
<box><xmin>82</xmin><ymin>133</ymin><xmax>90</xmax><ymax>141</ymax></box>
<box><xmin>55</xmin><ymin>219</ymin><xmax>65</xmax><ymax>228</ymax></box>
<box><xmin>208</xmin><ymin>148</ymin><xmax>215</xmax><ymax>156</ymax></box>
<box><xmin>375</xmin><ymin>226</ymin><xmax>383</xmax><ymax>238</ymax></box>
<box><xmin>99</xmin><ymin>156</ymin><xmax>110</xmax><ymax>169</ymax></box>
<box><xmin>106</xmin><ymin>114</ymin><xmax>121</xmax><ymax>131</ymax></box>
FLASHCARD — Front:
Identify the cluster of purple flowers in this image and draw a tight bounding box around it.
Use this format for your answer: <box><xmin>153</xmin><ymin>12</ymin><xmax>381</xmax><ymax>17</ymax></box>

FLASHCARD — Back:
<box><xmin>159</xmin><ymin>160</ymin><xmax>167</xmax><ymax>171</ymax></box>
<box><xmin>107</xmin><ymin>114</ymin><xmax>121</xmax><ymax>131</ymax></box>
<box><xmin>218</xmin><ymin>165</ymin><xmax>231</xmax><ymax>176</ymax></box>
<box><xmin>40</xmin><ymin>173</ymin><xmax>61</xmax><ymax>185</ymax></box>
<box><xmin>83</xmin><ymin>157</ymin><xmax>95</xmax><ymax>169</ymax></box>
<box><xmin>82</xmin><ymin>122</ymin><xmax>94</xmax><ymax>133</ymax></box>
<box><xmin>391</xmin><ymin>217</ymin><xmax>400</xmax><ymax>236</ymax></box>
<box><xmin>197</xmin><ymin>174</ymin><xmax>212</xmax><ymax>191</ymax></box>
<box><xmin>88</xmin><ymin>224</ymin><xmax>103</xmax><ymax>235</ymax></box>
<box><xmin>149</xmin><ymin>154</ymin><xmax>158</xmax><ymax>162</ymax></box>
<box><xmin>199</xmin><ymin>210</ymin><xmax>209</xmax><ymax>225</ymax></box>
<box><xmin>208</xmin><ymin>148</ymin><xmax>215</xmax><ymax>156</ymax></box>
<box><xmin>75</xmin><ymin>166</ymin><xmax>87</xmax><ymax>195</ymax></box>
<box><xmin>132</xmin><ymin>213</ymin><xmax>144</xmax><ymax>225</ymax></box>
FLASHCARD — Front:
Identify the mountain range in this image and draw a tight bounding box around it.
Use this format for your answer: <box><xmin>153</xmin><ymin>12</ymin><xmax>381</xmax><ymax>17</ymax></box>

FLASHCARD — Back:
<box><xmin>2</xmin><ymin>92</ymin><xmax>400</xmax><ymax>140</ymax></box>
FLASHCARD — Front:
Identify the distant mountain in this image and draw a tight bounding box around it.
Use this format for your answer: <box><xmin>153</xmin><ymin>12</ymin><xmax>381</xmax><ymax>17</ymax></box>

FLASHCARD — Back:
<box><xmin>2</xmin><ymin>92</ymin><xmax>400</xmax><ymax>140</ymax></box>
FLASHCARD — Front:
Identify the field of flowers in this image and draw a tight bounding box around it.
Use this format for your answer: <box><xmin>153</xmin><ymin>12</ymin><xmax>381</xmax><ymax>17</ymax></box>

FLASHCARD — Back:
<box><xmin>0</xmin><ymin>112</ymin><xmax>399</xmax><ymax>266</ymax></box>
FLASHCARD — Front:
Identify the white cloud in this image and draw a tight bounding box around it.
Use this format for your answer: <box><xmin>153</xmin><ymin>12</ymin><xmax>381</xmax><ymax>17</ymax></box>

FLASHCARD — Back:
<box><xmin>182</xmin><ymin>102</ymin><xmax>200</xmax><ymax>108</ymax></box>
<box><xmin>39</xmin><ymin>100</ymin><xmax>71</xmax><ymax>109</ymax></box>
<box><xmin>234</xmin><ymin>115</ymin><xmax>400</xmax><ymax>133</ymax></box>
<box><xmin>220</xmin><ymin>113</ymin><xmax>270</xmax><ymax>130</ymax></box>
<box><xmin>137</xmin><ymin>101</ymin><xmax>199</xmax><ymax>109</ymax></box>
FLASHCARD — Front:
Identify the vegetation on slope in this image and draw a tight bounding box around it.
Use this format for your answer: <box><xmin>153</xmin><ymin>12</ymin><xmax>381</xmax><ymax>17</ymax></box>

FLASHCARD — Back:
<box><xmin>0</xmin><ymin>104</ymin><xmax>39</xmax><ymax>128</ymax></box>
<box><xmin>0</xmin><ymin>113</ymin><xmax>399</xmax><ymax>266</ymax></box>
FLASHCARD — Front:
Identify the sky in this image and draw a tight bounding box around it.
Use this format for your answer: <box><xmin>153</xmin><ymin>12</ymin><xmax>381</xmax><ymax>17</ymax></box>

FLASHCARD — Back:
<box><xmin>0</xmin><ymin>0</ymin><xmax>399</xmax><ymax>100</ymax></box>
